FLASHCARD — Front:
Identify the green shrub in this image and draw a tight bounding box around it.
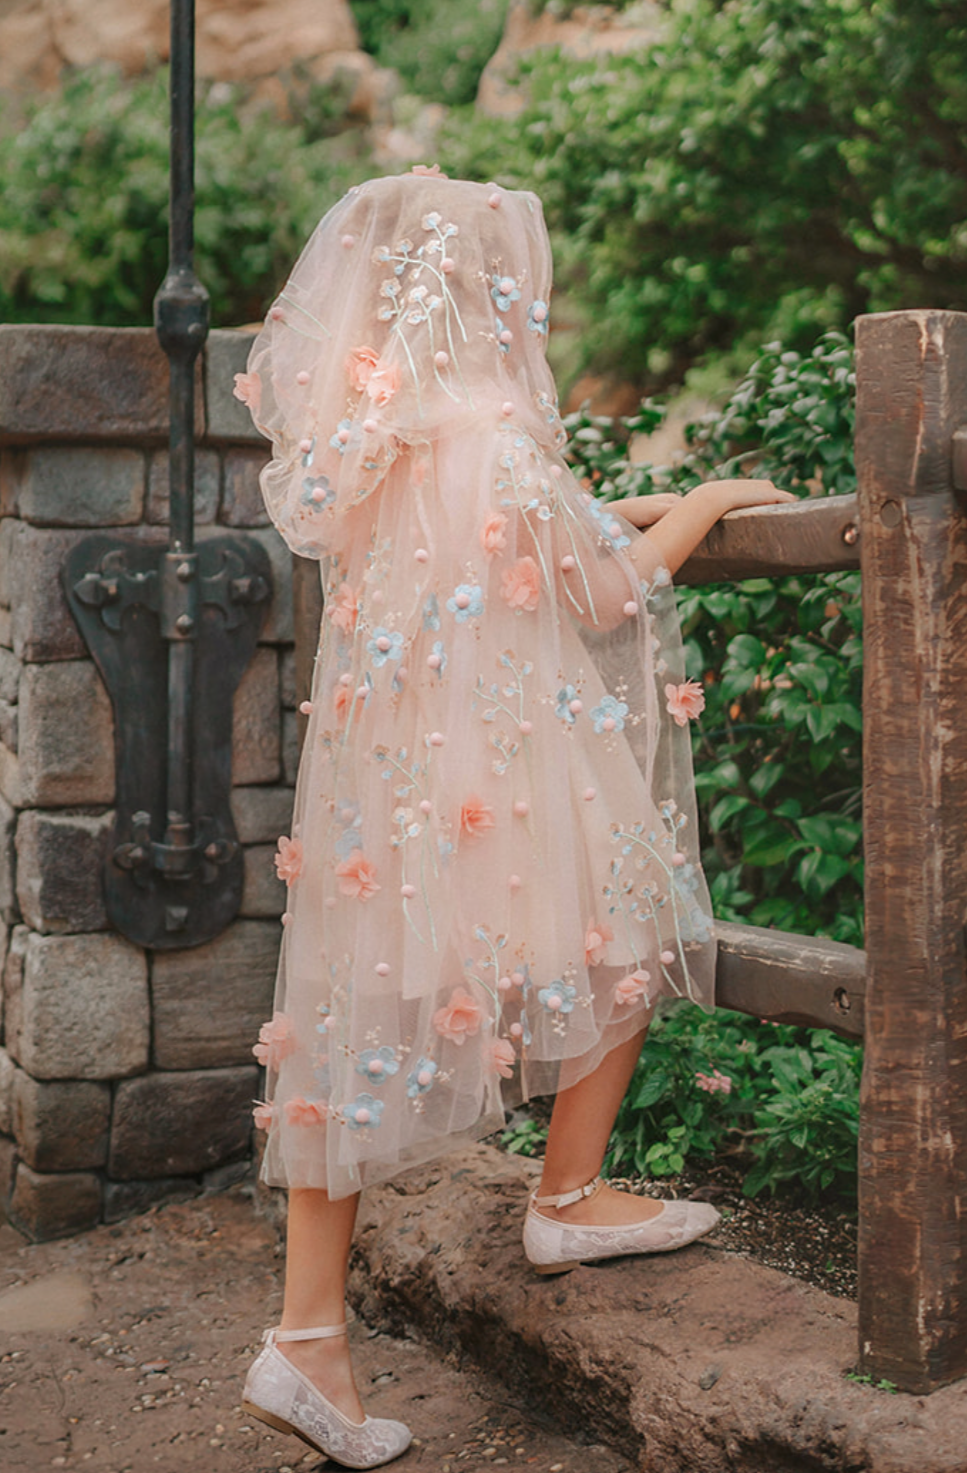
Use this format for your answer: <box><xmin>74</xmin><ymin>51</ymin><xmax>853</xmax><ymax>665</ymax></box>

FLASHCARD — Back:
<box><xmin>441</xmin><ymin>0</ymin><xmax>967</xmax><ymax>384</ymax></box>
<box><xmin>0</xmin><ymin>67</ymin><xmax>368</xmax><ymax>327</ymax></box>
<box><xmin>539</xmin><ymin>329</ymin><xmax>862</xmax><ymax>1201</ymax></box>
<box><xmin>350</xmin><ymin>0</ymin><xmax>509</xmax><ymax>106</ymax></box>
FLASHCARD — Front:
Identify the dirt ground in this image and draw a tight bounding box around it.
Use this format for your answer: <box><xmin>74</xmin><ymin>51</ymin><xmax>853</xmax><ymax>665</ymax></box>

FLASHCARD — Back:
<box><xmin>0</xmin><ymin>1184</ymin><xmax>633</xmax><ymax>1473</ymax></box>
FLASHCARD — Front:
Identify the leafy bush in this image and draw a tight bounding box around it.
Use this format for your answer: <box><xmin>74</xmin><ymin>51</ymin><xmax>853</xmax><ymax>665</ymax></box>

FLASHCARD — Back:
<box><xmin>506</xmin><ymin>330</ymin><xmax>865</xmax><ymax>1202</ymax></box>
<box><xmin>350</xmin><ymin>0</ymin><xmax>509</xmax><ymax>106</ymax></box>
<box><xmin>567</xmin><ymin>330</ymin><xmax>863</xmax><ymax>944</ymax></box>
<box><xmin>0</xmin><ymin>67</ymin><xmax>368</xmax><ymax>327</ymax></box>
<box><xmin>441</xmin><ymin>0</ymin><xmax>967</xmax><ymax>384</ymax></box>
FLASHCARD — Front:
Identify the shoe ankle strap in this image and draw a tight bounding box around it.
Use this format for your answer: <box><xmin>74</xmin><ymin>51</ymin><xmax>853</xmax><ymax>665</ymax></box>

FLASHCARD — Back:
<box><xmin>266</xmin><ymin>1322</ymin><xmax>348</xmax><ymax>1344</ymax></box>
<box><xmin>532</xmin><ymin>1175</ymin><xmax>603</xmax><ymax>1210</ymax></box>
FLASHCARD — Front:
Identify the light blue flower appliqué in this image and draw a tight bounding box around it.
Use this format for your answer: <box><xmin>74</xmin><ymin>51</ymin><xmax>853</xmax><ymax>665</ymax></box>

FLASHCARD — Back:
<box><xmin>342</xmin><ymin>1093</ymin><xmax>384</xmax><ymax>1130</ymax></box>
<box><xmin>329</xmin><ymin>419</ymin><xmax>353</xmax><ymax>455</ymax></box>
<box><xmin>406</xmin><ymin>1056</ymin><xmax>438</xmax><ymax>1098</ymax></box>
<box><xmin>301</xmin><ymin>474</ymin><xmax>335</xmax><ymax>509</ymax></box>
<box><xmin>538</xmin><ymin>981</ymin><xmax>577</xmax><ymax>1015</ymax></box>
<box><xmin>494</xmin><ymin>316</ymin><xmax>510</xmax><ymax>355</ymax></box>
<box><xmin>430</xmin><ymin>639</ymin><xmax>447</xmax><ymax>679</ymax></box>
<box><xmin>556</xmin><ymin>684</ymin><xmax>579</xmax><ymax>725</ymax></box>
<box><xmin>356</xmin><ymin>1046</ymin><xmax>400</xmax><ymax>1086</ymax></box>
<box><xmin>490</xmin><ymin>273</ymin><xmax>521</xmax><ymax>312</ymax></box>
<box><xmin>527</xmin><ymin>299</ymin><xmax>549</xmax><ymax>335</ymax></box>
<box><xmin>422</xmin><ymin>593</ymin><xmax>441</xmax><ymax>631</ymax></box>
<box><xmin>367</xmin><ymin>627</ymin><xmax>404</xmax><ymax>667</ymax></box>
<box><xmin>334</xmin><ymin>799</ymin><xmax>363</xmax><ymax>861</ymax></box>
<box><xmin>446</xmin><ymin>584</ymin><xmax>484</xmax><ymax>623</ymax></box>
<box><xmin>583</xmin><ymin>497</ymin><xmax>631</xmax><ymax>550</ymax></box>
<box><xmin>590</xmin><ymin>695</ymin><xmax>629</xmax><ymax>734</ymax></box>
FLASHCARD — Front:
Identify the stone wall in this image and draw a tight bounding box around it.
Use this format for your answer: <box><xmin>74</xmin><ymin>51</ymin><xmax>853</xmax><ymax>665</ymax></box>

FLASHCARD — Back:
<box><xmin>0</xmin><ymin>324</ymin><xmax>296</xmax><ymax>1240</ymax></box>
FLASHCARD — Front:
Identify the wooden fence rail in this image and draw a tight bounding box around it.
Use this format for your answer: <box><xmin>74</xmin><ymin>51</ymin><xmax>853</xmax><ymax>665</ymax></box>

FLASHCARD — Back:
<box><xmin>292</xmin><ymin>308</ymin><xmax>967</xmax><ymax>1395</ymax></box>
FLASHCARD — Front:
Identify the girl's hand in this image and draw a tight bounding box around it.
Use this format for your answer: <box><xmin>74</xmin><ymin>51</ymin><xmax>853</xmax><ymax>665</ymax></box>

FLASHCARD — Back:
<box><xmin>613</xmin><ymin>493</ymin><xmax>683</xmax><ymax>528</ymax></box>
<box><xmin>630</xmin><ymin>478</ymin><xmax>797</xmax><ymax>578</ymax></box>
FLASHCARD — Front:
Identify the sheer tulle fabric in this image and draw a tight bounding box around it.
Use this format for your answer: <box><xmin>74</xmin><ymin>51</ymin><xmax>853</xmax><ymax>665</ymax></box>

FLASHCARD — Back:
<box><xmin>241</xmin><ymin>174</ymin><xmax>715</xmax><ymax>1197</ymax></box>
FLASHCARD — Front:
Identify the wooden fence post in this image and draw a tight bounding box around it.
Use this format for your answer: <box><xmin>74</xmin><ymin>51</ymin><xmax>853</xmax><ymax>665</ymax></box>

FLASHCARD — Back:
<box><xmin>856</xmin><ymin>309</ymin><xmax>967</xmax><ymax>1391</ymax></box>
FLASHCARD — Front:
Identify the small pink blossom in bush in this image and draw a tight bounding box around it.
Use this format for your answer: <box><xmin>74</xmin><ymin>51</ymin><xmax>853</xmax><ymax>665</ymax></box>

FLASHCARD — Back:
<box><xmin>695</xmin><ymin>1069</ymin><xmax>732</xmax><ymax>1095</ymax></box>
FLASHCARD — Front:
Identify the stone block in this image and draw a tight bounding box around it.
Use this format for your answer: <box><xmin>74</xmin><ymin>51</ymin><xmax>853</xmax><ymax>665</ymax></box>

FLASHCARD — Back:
<box><xmin>0</xmin><ymin>1133</ymin><xmax>16</xmax><ymax>1206</ymax></box>
<box><xmin>15</xmin><ymin>810</ymin><xmax>112</xmax><ymax>934</ymax></box>
<box><xmin>0</xmin><ymin>324</ymin><xmax>204</xmax><ymax>443</ymax></box>
<box><xmin>7</xmin><ymin>1161</ymin><xmax>101</xmax><ymax>1241</ymax></box>
<box><xmin>103</xmin><ymin>1176</ymin><xmax>201</xmax><ymax>1224</ymax></box>
<box><xmin>221</xmin><ymin>447</ymin><xmax>271</xmax><ymax>528</ymax></box>
<box><xmin>203</xmin><ymin>1158</ymin><xmax>252</xmax><ymax>1193</ymax></box>
<box><xmin>245</xmin><ymin>526</ymin><xmax>294</xmax><ymax>644</ymax></box>
<box><xmin>0</xmin><ymin>447</ymin><xmax>24</xmax><ymax>519</ymax></box>
<box><xmin>280</xmin><ymin>648</ymin><xmax>297</xmax><ymax>709</ymax></box>
<box><xmin>0</xmin><ymin>698</ymin><xmax>16</xmax><ymax>750</ymax></box>
<box><xmin>230</xmin><ymin>785</ymin><xmax>294</xmax><ymax>844</ymax></box>
<box><xmin>0</xmin><ymin>790</ymin><xmax>16</xmax><ymax>924</ymax></box>
<box><xmin>7</xmin><ymin>523</ymin><xmax>92</xmax><ymax>662</ymax></box>
<box><xmin>0</xmin><ymin>740</ymin><xmax>22</xmax><ymax>807</ymax></box>
<box><xmin>240</xmin><ymin>844</ymin><xmax>286</xmax><ymax>919</ymax></box>
<box><xmin>0</xmin><ymin>523</ymin><xmax>15</xmax><ymax>607</ymax></box>
<box><xmin>0</xmin><ymin>649</ymin><xmax>20</xmax><ymax>704</ymax></box>
<box><xmin>12</xmin><ymin>1072</ymin><xmax>110</xmax><ymax>1172</ymax></box>
<box><xmin>18</xmin><ymin>661</ymin><xmax>115</xmax><ymax>806</ymax></box>
<box><xmin>20</xmin><ymin>930</ymin><xmax>149</xmax><ymax>1081</ymax></box>
<box><xmin>146</xmin><ymin>447</ymin><xmax>220</xmax><ymax>526</ymax></box>
<box><xmin>2</xmin><ymin>925</ymin><xmax>28</xmax><ymax>1062</ymax></box>
<box><xmin>151</xmin><ymin>919</ymin><xmax>279</xmax><ymax>1069</ymax></box>
<box><xmin>282</xmin><ymin>708</ymin><xmax>300</xmax><ymax>787</ymax></box>
<box><xmin>204</xmin><ymin>330</ymin><xmax>261</xmax><ymax>443</ymax></box>
<box><xmin>0</xmin><ymin>1046</ymin><xmax>15</xmax><ymax>1135</ymax></box>
<box><xmin>109</xmin><ymin>1067</ymin><xmax>258</xmax><ymax>1180</ymax></box>
<box><xmin>16</xmin><ymin>446</ymin><xmax>144</xmax><ymax>527</ymax></box>
<box><xmin>0</xmin><ymin>607</ymin><xmax>12</xmax><ymax>649</ymax></box>
<box><xmin>232</xmin><ymin>645</ymin><xmax>280</xmax><ymax>785</ymax></box>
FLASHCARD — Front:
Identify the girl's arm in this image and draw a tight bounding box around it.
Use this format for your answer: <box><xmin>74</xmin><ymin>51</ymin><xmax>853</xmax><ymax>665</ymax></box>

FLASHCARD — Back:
<box><xmin>624</xmin><ymin>480</ymin><xmax>796</xmax><ymax>578</ymax></box>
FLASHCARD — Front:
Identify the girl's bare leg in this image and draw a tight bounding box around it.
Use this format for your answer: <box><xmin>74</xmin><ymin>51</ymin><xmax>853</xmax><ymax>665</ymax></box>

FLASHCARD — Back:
<box><xmin>538</xmin><ymin>1024</ymin><xmax>664</xmax><ymax>1226</ymax></box>
<box><xmin>276</xmin><ymin>1187</ymin><xmax>366</xmax><ymax>1423</ymax></box>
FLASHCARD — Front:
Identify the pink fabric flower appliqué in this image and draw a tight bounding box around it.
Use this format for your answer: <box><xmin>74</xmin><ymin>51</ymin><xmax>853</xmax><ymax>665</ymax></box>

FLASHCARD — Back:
<box><xmin>252</xmin><ymin>1101</ymin><xmax>275</xmax><ymax>1131</ymax></box>
<box><xmin>584</xmin><ymin>917</ymin><xmax>614</xmax><ymax>967</ymax></box>
<box><xmin>253</xmin><ymin>1012</ymin><xmax>298</xmax><ymax>1069</ymax></box>
<box><xmin>345</xmin><ymin>345</ymin><xmax>379</xmax><ymax>393</ymax></box>
<box><xmin>500</xmin><ymin>556</ymin><xmax>541</xmax><ymax>612</ymax></box>
<box><xmin>411</xmin><ymin>163</ymin><xmax>447</xmax><ymax>177</ymax></box>
<box><xmin>285</xmin><ymin>1096</ymin><xmax>328</xmax><ymax>1125</ymax></box>
<box><xmin>480</xmin><ymin>511</ymin><xmax>508</xmax><ymax>558</ymax></box>
<box><xmin>460</xmin><ymin>798</ymin><xmax>496</xmax><ymax>838</ymax></box>
<box><xmin>333</xmin><ymin>682</ymin><xmax>352</xmax><ymax>725</ymax></box>
<box><xmin>366</xmin><ymin>360</ymin><xmax>402</xmax><ymax>407</ymax></box>
<box><xmin>274</xmin><ymin>835</ymin><xmax>303</xmax><ymax>885</ymax></box>
<box><xmin>335</xmin><ymin>850</ymin><xmax>381</xmax><ymax>900</ymax></box>
<box><xmin>328</xmin><ymin>582</ymin><xmax>359</xmax><ymax>634</ymax></box>
<box><xmin>232</xmin><ymin>371</ymin><xmax>261</xmax><ymax>412</ymax></box>
<box><xmin>491</xmin><ymin>1037</ymin><xmax>516</xmax><ymax>1079</ymax></box>
<box><xmin>665</xmin><ymin>679</ymin><xmax>706</xmax><ymax>726</ymax></box>
<box><xmin>433</xmin><ymin>987</ymin><xmax>483</xmax><ymax>1045</ymax></box>
<box><xmin>614</xmin><ymin>970</ymin><xmax>652</xmax><ymax>1007</ymax></box>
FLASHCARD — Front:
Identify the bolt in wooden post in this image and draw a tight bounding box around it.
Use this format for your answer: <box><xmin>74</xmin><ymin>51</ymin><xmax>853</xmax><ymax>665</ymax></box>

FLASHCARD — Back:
<box><xmin>856</xmin><ymin>309</ymin><xmax>967</xmax><ymax>1392</ymax></box>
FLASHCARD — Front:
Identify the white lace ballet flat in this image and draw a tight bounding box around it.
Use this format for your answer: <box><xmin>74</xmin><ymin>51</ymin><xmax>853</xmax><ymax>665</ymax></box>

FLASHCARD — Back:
<box><xmin>523</xmin><ymin>1176</ymin><xmax>721</xmax><ymax>1276</ymax></box>
<box><xmin>242</xmin><ymin>1323</ymin><xmax>412</xmax><ymax>1469</ymax></box>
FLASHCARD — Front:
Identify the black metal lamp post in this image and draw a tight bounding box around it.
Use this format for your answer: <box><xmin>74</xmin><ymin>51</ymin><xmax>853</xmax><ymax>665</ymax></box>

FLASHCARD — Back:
<box><xmin>62</xmin><ymin>0</ymin><xmax>273</xmax><ymax>949</ymax></box>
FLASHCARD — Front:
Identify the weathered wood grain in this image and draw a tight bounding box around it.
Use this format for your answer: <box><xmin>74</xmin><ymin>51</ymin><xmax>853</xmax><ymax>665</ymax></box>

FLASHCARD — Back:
<box><xmin>856</xmin><ymin>309</ymin><xmax>967</xmax><ymax>1392</ymax></box>
<box><xmin>676</xmin><ymin>493</ymin><xmax>860</xmax><ymax>585</ymax></box>
<box><xmin>715</xmin><ymin>921</ymin><xmax>864</xmax><ymax>1038</ymax></box>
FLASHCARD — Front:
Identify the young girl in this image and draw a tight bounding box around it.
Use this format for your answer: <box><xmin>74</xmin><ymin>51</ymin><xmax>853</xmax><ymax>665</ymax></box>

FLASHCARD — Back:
<box><xmin>234</xmin><ymin>169</ymin><xmax>792</xmax><ymax>1468</ymax></box>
